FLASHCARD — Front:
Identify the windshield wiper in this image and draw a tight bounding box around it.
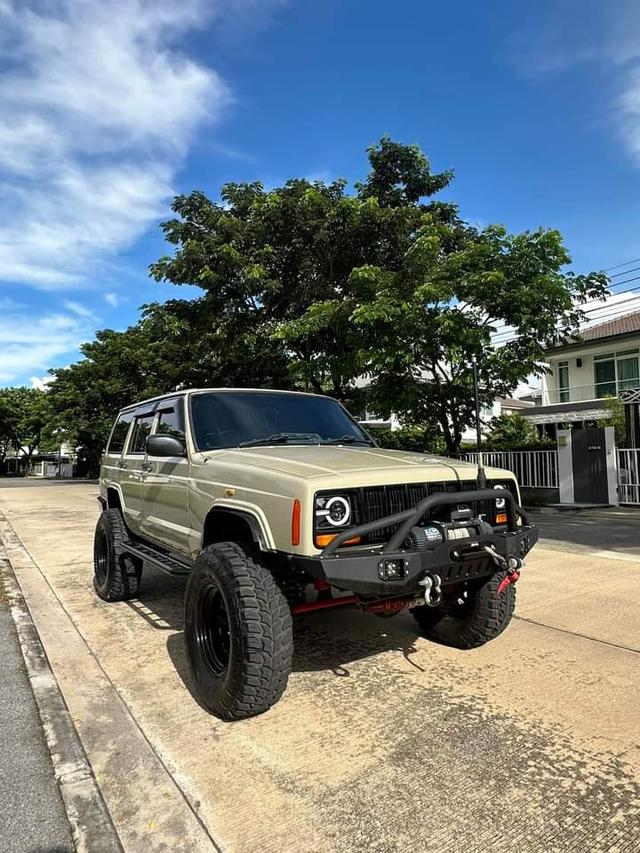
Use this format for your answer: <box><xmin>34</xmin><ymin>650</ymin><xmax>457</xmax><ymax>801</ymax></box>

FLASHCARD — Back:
<box><xmin>239</xmin><ymin>433</ymin><xmax>373</xmax><ymax>448</ymax></box>
<box><xmin>238</xmin><ymin>432</ymin><xmax>322</xmax><ymax>448</ymax></box>
<box><xmin>320</xmin><ymin>435</ymin><xmax>373</xmax><ymax>446</ymax></box>
<box><xmin>238</xmin><ymin>433</ymin><xmax>293</xmax><ymax>448</ymax></box>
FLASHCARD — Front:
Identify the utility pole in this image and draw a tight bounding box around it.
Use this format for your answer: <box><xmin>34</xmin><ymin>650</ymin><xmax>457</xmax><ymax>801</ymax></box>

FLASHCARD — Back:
<box><xmin>471</xmin><ymin>356</ymin><xmax>486</xmax><ymax>489</ymax></box>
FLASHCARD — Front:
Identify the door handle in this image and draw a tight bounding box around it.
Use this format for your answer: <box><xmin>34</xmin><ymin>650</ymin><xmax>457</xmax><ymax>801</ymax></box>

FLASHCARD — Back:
<box><xmin>117</xmin><ymin>460</ymin><xmax>128</xmax><ymax>469</ymax></box>
<box><xmin>141</xmin><ymin>462</ymin><xmax>152</xmax><ymax>472</ymax></box>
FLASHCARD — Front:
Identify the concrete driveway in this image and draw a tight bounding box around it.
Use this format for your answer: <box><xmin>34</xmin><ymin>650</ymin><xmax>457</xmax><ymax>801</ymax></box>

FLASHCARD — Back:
<box><xmin>1</xmin><ymin>481</ymin><xmax>639</xmax><ymax>852</ymax></box>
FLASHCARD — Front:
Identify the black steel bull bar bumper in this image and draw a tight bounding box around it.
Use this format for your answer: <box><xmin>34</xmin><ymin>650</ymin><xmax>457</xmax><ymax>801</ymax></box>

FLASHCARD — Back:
<box><xmin>310</xmin><ymin>489</ymin><xmax>538</xmax><ymax>596</ymax></box>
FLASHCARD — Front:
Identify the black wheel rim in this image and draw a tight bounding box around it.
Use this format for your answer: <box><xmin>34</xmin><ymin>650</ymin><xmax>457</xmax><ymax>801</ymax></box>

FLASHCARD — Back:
<box><xmin>195</xmin><ymin>582</ymin><xmax>231</xmax><ymax>675</ymax></box>
<box><xmin>95</xmin><ymin>526</ymin><xmax>109</xmax><ymax>586</ymax></box>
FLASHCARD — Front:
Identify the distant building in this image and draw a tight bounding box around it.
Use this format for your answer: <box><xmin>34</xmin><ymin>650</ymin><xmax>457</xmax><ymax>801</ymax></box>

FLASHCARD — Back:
<box><xmin>520</xmin><ymin>311</ymin><xmax>640</xmax><ymax>446</ymax></box>
<box><xmin>459</xmin><ymin>396</ymin><xmax>534</xmax><ymax>443</ymax></box>
<box><xmin>357</xmin><ymin>396</ymin><xmax>533</xmax><ymax>439</ymax></box>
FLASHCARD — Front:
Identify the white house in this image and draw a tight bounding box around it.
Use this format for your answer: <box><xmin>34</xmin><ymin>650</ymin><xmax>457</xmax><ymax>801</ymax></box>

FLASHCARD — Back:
<box><xmin>520</xmin><ymin>311</ymin><xmax>640</xmax><ymax>446</ymax></box>
<box><xmin>357</xmin><ymin>396</ymin><xmax>533</xmax><ymax>437</ymax></box>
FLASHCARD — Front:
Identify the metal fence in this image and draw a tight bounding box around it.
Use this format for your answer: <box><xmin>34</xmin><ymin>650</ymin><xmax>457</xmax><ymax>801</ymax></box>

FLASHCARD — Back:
<box><xmin>538</xmin><ymin>381</ymin><xmax>638</xmax><ymax>405</ymax></box>
<box><xmin>617</xmin><ymin>449</ymin><xmax>640</xmax><ymax>504</ymax></box>
<box><xmin>458</xmin><ymin>450</ymin><xmax>559</xmax><ymax>490</ymax></box>
<box><xmin>31</xmin><ymin>461</ymin><xmax>74</xmax><ymax>479</ymax></box>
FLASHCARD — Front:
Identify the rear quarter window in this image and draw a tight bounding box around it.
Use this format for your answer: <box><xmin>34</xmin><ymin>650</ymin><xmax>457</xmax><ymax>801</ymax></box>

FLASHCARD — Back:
<box><xmin>107</xmin><ymin>412</ymin><xmax>133</xmax><ymax>454</ymax></box>
<box><xmin>130</xmin><ymin>413</ymin><xmax>155</xmax><ymax>454</ymax></box>
<box><xmin>155</xmin><ymin>400</ymin><xmax>185</xmax><ymax>441</ymax></box>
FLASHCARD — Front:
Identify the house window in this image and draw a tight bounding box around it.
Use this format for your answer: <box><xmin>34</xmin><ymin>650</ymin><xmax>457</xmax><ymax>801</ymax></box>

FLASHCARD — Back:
<box><xmin>558</xmin><ymin>361</ymin><xmax>569</xmax><ymax>403</ymax></box>
<box><xmin>594</xmin><ymin>354</ymin><xmax>616</xmax><ymax>398</ymax></box>
<box><xmin>594</xmin><ymin>350</ymin><xmax>640</xmax><ymax>397</ymax></box>
<box><xmin>357</xmin><ymin>409</ymin><xmax>385</xmax><ymax>422</ymax></box>
<box><xmin>617</xmin><ymin>350</ymin><xmax>640</xmax><ymax>390</ymax></box>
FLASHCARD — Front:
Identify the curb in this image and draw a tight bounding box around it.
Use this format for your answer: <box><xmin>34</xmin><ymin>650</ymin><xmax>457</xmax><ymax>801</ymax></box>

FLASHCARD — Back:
<box><xmin>526</xmin><ymin>504</ymin><xmax>615</xmax><ymax>514</ymax></box>
<box><xmin>0</xmin><ymin>544</ymin><xmax>123</xmax><ymax>853</ymax></box>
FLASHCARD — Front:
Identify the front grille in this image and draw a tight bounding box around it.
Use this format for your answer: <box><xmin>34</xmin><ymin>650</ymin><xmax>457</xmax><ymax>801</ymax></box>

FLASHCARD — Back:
<box><xmin>351</xmin><ymin>479</ymin><xmax>517</xmax><ymax>544</ymax></box>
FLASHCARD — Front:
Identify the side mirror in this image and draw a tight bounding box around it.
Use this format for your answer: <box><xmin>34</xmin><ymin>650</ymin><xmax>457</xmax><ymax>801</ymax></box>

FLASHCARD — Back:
<box><xmin>146</xmin><ymin>434</ymin><xmax>186</xmax><ymax>458</ymax></box>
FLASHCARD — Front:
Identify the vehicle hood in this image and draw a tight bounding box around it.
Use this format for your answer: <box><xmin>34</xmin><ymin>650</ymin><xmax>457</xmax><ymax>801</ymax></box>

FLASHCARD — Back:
<box><xmin>201</xmin><ymin>445</ymin><xmax>515</xmax><ymax>485</ymax></box>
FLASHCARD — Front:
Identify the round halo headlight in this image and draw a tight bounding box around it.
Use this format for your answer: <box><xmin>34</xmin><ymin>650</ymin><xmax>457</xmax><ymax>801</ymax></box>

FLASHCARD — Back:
<box><xmin>315</xmin><ymin>494</ymin><xmax>353</xmax><ymax>530</ymax></box>
<box><xmin>325</xmin><ymin>495</ymin><xmax>351</xmax><ymax>527</ymax></box>
<box><xmin>493</xmin><ymin>484</ymin><xmax>506</xmax><ymax>509</ymax></box>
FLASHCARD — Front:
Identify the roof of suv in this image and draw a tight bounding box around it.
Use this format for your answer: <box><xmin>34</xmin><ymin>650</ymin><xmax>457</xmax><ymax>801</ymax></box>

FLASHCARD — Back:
<box><xmin>120</xmin><ymin>387</ymin><xmax>329</xmax><ymax>413</ymax></box>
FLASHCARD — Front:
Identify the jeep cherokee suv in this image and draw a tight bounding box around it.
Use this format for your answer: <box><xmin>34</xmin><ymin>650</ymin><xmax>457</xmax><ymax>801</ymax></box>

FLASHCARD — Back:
<box><xmin>95</xmin><ymin>388</ymin><xmax>538</xmax><ymax>720</ymax></box>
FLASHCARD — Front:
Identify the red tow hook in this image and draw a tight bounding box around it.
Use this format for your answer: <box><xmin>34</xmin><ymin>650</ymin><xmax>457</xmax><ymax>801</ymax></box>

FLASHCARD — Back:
<box><xmin>497</xmin><ymin>555</ymin><xmax>523</xmax><ymax>594</ymax></box>
<box><xmin>497</xmin><ymin>570</ymin><xmax>520</xmax><ymax>594</ymax></box>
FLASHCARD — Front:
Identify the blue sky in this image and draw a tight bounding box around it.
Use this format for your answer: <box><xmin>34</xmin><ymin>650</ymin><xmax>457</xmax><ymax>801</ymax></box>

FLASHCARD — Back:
<box><xmin>2</xmin><ymin>0</ymin><xmax>640</xmax><ymax>387</ymax></box>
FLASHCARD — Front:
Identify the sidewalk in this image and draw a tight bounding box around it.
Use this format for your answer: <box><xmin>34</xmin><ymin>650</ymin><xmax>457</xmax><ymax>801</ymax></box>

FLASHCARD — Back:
<box><xmin>0</xmin><ymin>595</ymin><xmax>73</xmax><ymax>852</ymax></box>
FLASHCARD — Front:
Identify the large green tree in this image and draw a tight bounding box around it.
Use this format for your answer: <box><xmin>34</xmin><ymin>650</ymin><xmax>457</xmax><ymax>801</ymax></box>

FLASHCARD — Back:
<box><xmin>151</xmin><ymin>137</ymin><xmax>607</xmax><ymax>450</ymax></box>
<box><xmin>46</xmin><ymin>297</ymin><xmax>291</xmax><ymax>475</ymax></box>
<box><xmin>333</xmin><ymin>222</ymin><xmax>607</xmax><ymax>451</ymax></box>
<box><xmin>0</xmin><ymin>387</ymin><xmax>54</xmax><ymax>466</ymax></box>
<box><xmin>47</xmin><ymin>308</ymin><xmax>205</xmax><ymax>475</ymax></box>
<box><xmin>150</xmin><ymin>139</ymin><xmax>463</xmax><ymax>401</ymax></box>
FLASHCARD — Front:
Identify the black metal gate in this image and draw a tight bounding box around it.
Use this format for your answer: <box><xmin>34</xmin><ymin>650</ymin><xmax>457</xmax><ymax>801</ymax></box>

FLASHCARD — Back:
<box><xmin>571</xmin><ymin>427</ymin><xmax>608</xmax><ymax>504</ymax></box>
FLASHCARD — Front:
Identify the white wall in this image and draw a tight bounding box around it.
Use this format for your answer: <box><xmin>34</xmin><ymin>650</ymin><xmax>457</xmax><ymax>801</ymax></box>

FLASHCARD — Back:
<box><xmin>542</xmin><ymin>334</ymin><xmax>640</xmax><ymax>404</ymax></box>
<box><xmin>460</xmin><ymin>399</ymin><xmax>504</xmax><ymax>442</ymax></box>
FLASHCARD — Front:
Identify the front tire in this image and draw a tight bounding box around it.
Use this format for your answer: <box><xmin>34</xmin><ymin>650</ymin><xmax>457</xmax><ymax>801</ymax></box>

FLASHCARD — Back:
<box><xmin>93</xmin><ymin>509</ymin><xmax>142</xmax><ymax>601</ymax></box>
<box><xmin>184</xmin><ymin>542</ymin><xmax>293</xmax><ymax>720</ymax></box>
<box><xmin>412</xmin><ymin>571</ymin><xmax>516</xmax><ymax>649</ymax></box>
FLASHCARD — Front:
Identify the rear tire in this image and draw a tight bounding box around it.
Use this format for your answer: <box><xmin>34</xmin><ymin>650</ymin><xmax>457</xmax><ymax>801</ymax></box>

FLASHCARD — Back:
<box><xmin>184</xmin><ymin>542</ymin><xmax>293</xmax><ymax>720</ymax></box>
<box><xmin>412</xmin><ymin>571</ymin><xmax>516</xmax><ymax>649</ymax></box>
<box><xmin>93</xmin><ymin>509</ymin><xmax>142</xmax><ymax>601</ymax></box>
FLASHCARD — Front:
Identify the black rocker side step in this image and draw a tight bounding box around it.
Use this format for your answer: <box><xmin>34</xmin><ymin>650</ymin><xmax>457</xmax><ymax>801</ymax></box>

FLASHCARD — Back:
<box><xmin>122</xmin><ymin>541</ymin><xmax>192</xmax><ymax>577</ymax></box>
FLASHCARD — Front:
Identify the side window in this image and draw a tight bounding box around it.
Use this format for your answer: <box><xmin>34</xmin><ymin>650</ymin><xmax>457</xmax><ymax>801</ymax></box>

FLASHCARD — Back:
<box><xmin>129</xmin><ymin>413</ymin><xmax>155</xmax><ymax>454</ymax></box>
<box><xmin>558</xmin><ymin>361</ymin><xmax>569</xmax><ymax>403</ymax></box>
<box><xmin>155</xmin><ymin>400</ymin><xmax>185</xmax><ymax>441</ymax></box>
<box><xmin>107</xmin><ymin>412</ymin><xmax>133</xmax><ymax>454</ymax></box>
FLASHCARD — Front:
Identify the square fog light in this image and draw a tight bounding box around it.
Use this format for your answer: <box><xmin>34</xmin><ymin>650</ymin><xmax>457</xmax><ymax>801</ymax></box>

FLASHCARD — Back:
<box><xmin>378</xmin><ymin>559</ymin><xmax>406</xmax><ymax>580</ymax></box>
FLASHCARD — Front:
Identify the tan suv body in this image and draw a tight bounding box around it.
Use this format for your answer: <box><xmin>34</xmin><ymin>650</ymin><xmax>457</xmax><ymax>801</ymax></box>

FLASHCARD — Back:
<box><xmin>95</xmin><ymin>388</ymin><xmax>538</xmax><ymax>720</ymax></box>
<box><xmin>100</xmin><ymin>389</ymin><xmax>523</xmax><ymax>557</ymax></box>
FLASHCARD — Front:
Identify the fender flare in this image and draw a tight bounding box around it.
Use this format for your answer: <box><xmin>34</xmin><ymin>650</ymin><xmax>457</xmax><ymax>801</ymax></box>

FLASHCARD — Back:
<box><xmin>103</xmin><ymin>483</ymin><xmax>126</xmax><ymax>513</ymax></box>
<box><xmin>203</xmin><ymin>501</ymin><xmax>275</xmax><ymax>552</ymax></box>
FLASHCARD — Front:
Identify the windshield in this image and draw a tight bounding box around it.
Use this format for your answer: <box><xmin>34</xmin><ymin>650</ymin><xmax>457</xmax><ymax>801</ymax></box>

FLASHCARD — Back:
<box><xmin>190</xmin><ymin>391</ymin><xmax>372</xmax><ymax>451</ymax></box>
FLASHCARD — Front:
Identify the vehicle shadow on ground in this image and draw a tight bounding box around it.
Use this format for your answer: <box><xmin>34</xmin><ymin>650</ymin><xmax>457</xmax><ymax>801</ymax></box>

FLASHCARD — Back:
<box><xmin>132</xmin><ymin>567</ymin><xmax>424</xmax><ymax>706</ymax></box>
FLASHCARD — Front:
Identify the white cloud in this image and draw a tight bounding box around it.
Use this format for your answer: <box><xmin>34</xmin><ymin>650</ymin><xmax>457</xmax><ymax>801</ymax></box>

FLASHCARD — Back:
<box><xmin>0</xmin><ymin>309</ymin><xmax>91</xmax><ymax>384</ymax></box>
<box><xmin>104</xmin><ymin>292</ymin><xmax>120</xmax><ymax>308</ymax></box>
<box><xmin>30</xmin><ymin>375</ymin><xmax>52</xmax><ymax>390</ymax></box>
<box><xmin>512</xmin><ymin>1</ymin><xmax>640</xmax><ymax>162</ymax></box>
<box><xmin>0</xmin><ymin>0</ymin><xmax>233</xmax><ymax>289</ymax></box>
<box><xmin>63</xmin><ymin>299</ymin><xmax>99</xmax><ymax>321</ymax></box>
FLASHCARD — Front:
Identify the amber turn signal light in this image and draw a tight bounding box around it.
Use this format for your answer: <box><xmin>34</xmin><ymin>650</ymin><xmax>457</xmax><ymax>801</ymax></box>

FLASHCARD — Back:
<box><xmin>291</xmin><ymin>498</ymin><xmax>301</xmax><ymax>546</ymax></box>
<box><xmin>495</xmin><ymin>512</ymin><xmax>508</xmax><ymax>525</ymax></box>
<box><xmin>315</xmin><ymin>533</ymin><xmax>361</xmax><ymax>548</ymax></box>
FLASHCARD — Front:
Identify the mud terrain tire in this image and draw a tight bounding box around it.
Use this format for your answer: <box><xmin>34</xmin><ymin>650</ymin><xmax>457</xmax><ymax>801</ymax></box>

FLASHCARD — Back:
<box><xmin>184</xmin><ymin>542</ymin><xmax>293</xmax><ymax>720</ymax></box>
<box><xmin>412</xmin><ymin>571</ymin><xmax>516</xmax><ymax>649</ymax></box>
<box><xmin>93</xmin><ymin>509</ymin><xmax>142</xmax><ymax>601</ymax></box>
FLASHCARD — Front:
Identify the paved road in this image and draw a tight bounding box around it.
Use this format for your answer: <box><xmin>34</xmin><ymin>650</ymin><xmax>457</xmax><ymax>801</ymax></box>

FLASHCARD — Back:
<box><xmin>532</xmin><ymin>508</ymin><xmax>640</xmax><ymax>557</ymax></box>
<box><xmin>0</xmin><ymin>477</ymin><xmax>98</xmax><ymax>487</ymax></box>
<box><xmin>1</xmin><ymin>482</ymin><xmax>639</xmax><ymax>852</ymax></box>
<box><xmin>0</xmin><ymin>593</ymin><xmax>73</xmax><ymax>852</ymax></box>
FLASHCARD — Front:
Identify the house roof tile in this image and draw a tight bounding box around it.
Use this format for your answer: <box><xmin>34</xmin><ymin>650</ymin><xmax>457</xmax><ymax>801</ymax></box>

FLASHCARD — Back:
<box><xmin>579</xmin><ymin>310</ymin><xmax>640</xmax><ymax>342</ymax></box>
